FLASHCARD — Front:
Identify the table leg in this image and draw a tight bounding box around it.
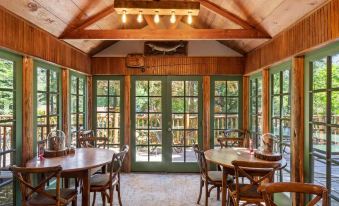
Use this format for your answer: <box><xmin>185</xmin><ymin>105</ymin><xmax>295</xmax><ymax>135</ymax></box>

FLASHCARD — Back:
<box><xmin>222</xmin><ymin>166</ymin><xmax>228</xmax><ymax>206</ymax></box>
<box><xmin>82</xmin><ymin>170</ymin><xmax>90</xmax><ymax>206</ymax></box>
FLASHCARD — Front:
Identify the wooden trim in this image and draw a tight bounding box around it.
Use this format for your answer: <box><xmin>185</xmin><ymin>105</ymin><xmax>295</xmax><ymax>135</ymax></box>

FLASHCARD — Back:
<box><xmin>0</xmin><ymin>6</ymin><xmax>90</xmax><ymax>74</ymax></box>
<box><xmin>123</xmin><ymin>75</ymin><xmax>131</xmax><ymax>172</ymax></box>
<box><xmin>63</xmin><ymin>29</ymin><xmax>271</xmax><ymax>40</ymax></box>
<box><xmin>22</xmin><ymin>56</ymin><xmax>34</xmax><ymax>164</ymax></box>
<box><xmin>91</xmin><ymin>57</ymin><xmax>244</xmax><ymax>75</ymax></box>
<box><xmin>245</xmin><ymin>0</ymin><xmax>339</xmax><ymax>74</ymax></box>
<box><xmin>62</xmin><ymin>69</ymin><xmax>70</xmax><ymax>142</ymax></box>
<box><xmin>262</xmin><ymin>68</ymin><xmax>270</xmax><ymax>134</ymax></box>
<box><xmin>291</xmin><ymin>56</ymin><xmax>305</xmax><ymax>206</ymax></box>
<box><xmin>242</xmin><ymin>76</ymin><xmax>249</xmax><ymax>131</ymax></box>
<box><xmin>87</xmin><ymin>76</ymin><xmax>93</xmax><ymax>129</ymax></box>
<box><xmin>203</xmin><ymin>76</ymin><xmax>211</xmax><ymax>150</ymax></box>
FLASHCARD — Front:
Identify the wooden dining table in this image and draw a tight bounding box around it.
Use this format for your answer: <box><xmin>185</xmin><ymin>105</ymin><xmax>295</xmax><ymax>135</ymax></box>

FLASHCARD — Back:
<box><xmin>204</xmin><ymin>147</ymin><xmax>287</xmax><ymax>206</ymax></box>
<box><xmin>26</xmin><ymin>148</ymin><xmax>115</xmax><ymax>206</ymax></box>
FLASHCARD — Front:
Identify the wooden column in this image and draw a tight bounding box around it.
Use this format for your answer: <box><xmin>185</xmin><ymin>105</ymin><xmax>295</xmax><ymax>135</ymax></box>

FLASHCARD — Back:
<box><xmin>22</xmin><ymin>56</ymin><xmax>34</xmax><ymax>164</ymax></box>
<box><xmin>87</xmin><ymin>76</ymin><xmax>93</xmax><ymax>129</ymax></box>
<box><xmin>61</xmin><ymin>69</ymin><xmax>70</xmax><ymax>142</ymax></box>
<box><xmin>262</xmin><ymin>68</ymin><xmax>270</xmax><ymax>134</ymax></box>
<box><xmin>123</xmin><ymin>75</ymin><xmax>131</xmax><ymax>172</ymax></box>
<box><xmin>203</xmin><ymin>76</ymin><xmax>211</xmax><ymax>150</ymax></box>
<box><xmin>291</xmin><ymin>56</ymin><xmax>305</xmax><ymax>206</ymax></box>
<box><xmin>242</xmin><ymin>76</ymin><xmax>249</xmax><ymax>131</ymax></box>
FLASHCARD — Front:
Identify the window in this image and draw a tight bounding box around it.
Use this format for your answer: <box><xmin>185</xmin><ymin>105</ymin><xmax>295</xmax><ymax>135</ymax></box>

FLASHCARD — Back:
<box><xmin>70</xmin><ymin>73</ymin><xmax>86</xmax><ymax>134</ymax></box>
<box><xmin>35</xmin><ymin>62</ymin><xmax>61</xmax><ymax>141</ymax></box>
<box><xmin>0</xmin><ymin>50</ymin><xmax>22</xmax><ymax>206</ymax></box>
<box><xmin>94</xmin><ymin>77</ymin><xmax>123</xmax><ymax>152</ymax></box>
<box><xmin>270</xmin><ymin>64</ymin><xmax>292</xmax><ymax>184</ymax></box>
<box><xmin>211</xmin><ymin>77</ymin><xmax>242</xmax><ymax>147</ymax></box>
<box><xmin>249</xmin><ymin>75</ymin><xmax>262</xmax><ymax>147</ymax></box>
<box><xmin>306</xmin><ymin>45</ymin><xmax>339</xmax><ymax>205</ymax></box>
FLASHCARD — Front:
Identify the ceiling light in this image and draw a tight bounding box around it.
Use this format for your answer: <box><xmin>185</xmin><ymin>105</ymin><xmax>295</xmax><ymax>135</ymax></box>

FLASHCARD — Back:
<box><xmin>122</xmin><ymin>10</ymin><xmax>127</xmax><ymax>23</ymax></box>
<box><xmin>154</xmin><ymin>11</ymin><xmax>160</xmax><ymax>24</ymax></box>
<box><xmin>170</xmin><ymin>11</ymin><xmax>176</xmax><ymax>24</ymax></box>
<box><xmin>187</xmin><ymin>11</ymin><xmax>192</xmax><ymax>25</ymax></box>
<box><xmin>137</xmin><ymin>11</ymin><xmax>143</xmax><ymax>23</ymax></box>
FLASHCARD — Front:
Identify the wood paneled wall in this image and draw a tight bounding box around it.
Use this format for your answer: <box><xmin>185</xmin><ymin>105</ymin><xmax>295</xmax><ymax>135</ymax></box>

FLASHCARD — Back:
<box><xmin>91</xmin><ymin>57</ymin><xmax>244</xmax><ymax>75</ymax></box>
<box><xmin>245</xmin><ymin>0</ymin><xmax>339</xmax><ymax>74</ymax></box>
<box><xmin>0</xmin><ymin>6</ymin><xmax>90</xmax><ymax>74</ymax></box>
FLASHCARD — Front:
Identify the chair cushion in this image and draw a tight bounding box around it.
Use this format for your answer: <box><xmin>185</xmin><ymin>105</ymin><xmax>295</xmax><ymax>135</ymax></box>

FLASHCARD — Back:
<box><xmin>229</xmin><ymin>183</ymin><xmax>262</xmax><ymax>199</ymax></box>
<box><xmin>90</xmin><ymin>174</ymin><xmax>118</xmax><ymax>187</ymax></box>
<box><xmin>28</xmin><ymin>188</ymin><xmax>76</xmax><ymax>205</ymax></box>
<box><xmin>207</xmin><ymin>171</ymin><xmax>234</xmax><ymax>184</ymax></box>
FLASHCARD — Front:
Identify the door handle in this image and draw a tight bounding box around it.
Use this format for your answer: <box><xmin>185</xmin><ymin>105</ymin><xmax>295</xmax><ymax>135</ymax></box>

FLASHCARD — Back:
<box><xmin>168</xmin><ymin>128</ymin><xmax>172</xmax><ymax>132</ymax></box>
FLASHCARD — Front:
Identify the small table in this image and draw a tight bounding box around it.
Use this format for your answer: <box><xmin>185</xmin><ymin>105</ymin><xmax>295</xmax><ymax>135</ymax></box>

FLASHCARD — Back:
<box><xmin>26</xmin><ymin>148</ymin><xmax>114</xmax><ymax>206</ymax></box>
<box><xmin>204</xmin><ymin>147</ymin><xmax>286</xmax><ymax>206</ymax></box>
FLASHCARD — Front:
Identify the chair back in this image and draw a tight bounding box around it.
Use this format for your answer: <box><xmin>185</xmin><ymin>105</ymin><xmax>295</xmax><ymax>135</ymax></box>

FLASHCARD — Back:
<box><xmin>192</xmin><ymin>144</ymin><xmax>209</xmax><ymax>180</ymax></box>
<box><xmin>78</xmin><ymin>130</ymin><xmax>108</xmax><ymax>149</ymax></box>
<box><xmin>231</xmin><ymin>160</ymin><xmax>281</xmax><ymax>201</ymax></box>
<box><xmin>218</xmin><ymin>129</ymin><xmax>250</xmax><ymax>148</ymax></box>
<box><xmin>10</xmin><ymin>165</ymin><xmax>65</xmax><ymax>205</ymax></box>
<box><xmin>109</xmin><ymin>148</ymin><xmax>129</xmax><ymax>182</ymax></box>
<box><xmin>259</xmin><ymin>182</ymin><xmax>328</xmax><ymax>206</ymax></box>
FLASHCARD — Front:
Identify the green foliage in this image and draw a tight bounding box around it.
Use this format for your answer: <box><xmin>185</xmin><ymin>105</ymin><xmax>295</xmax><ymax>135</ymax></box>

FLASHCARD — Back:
<box><xmin>0</xmin><ymin>59</ymin><xmax>14</xmax><ymax>118</ymax></box>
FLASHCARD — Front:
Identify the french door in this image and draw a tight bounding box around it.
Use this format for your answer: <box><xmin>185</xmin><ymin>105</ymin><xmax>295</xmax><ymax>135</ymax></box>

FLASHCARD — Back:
<box><xmin>131</xmin><ymin>76</ymin><xmax>202</xmax><ymax>172</ymax></box>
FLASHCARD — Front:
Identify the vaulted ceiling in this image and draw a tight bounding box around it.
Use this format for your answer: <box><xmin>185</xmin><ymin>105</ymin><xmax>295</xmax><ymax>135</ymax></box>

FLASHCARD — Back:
<box><xmin>0</xmin><ymin>0</ymin><xmax>328</xmax><ymax>55</ymax></box>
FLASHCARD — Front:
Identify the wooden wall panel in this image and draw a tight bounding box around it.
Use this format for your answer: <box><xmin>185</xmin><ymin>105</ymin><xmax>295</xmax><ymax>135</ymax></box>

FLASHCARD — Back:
<box><xmin>203</xmin><ymin>76</ymin><xmax>211</xmax><ymax>150</ymax></box>
<box><xmin>92</xmin><ymin>57</ymin><xmax>244</xmax><ymax>75</ymax></box>
<box><xmin>0</xmin><ymin>6</ymin><xmax>90</xmax><ymax>74</ymax></box>
<box><xmin>245</xmin><ymin>0</ymin><xmax>339</xmax><ymax>74</ymax></box>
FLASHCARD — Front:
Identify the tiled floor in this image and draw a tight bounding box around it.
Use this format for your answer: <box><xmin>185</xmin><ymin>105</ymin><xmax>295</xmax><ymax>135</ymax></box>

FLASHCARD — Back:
<box><xmin>77</xmin><ymin>173</ymin><xmax>221</xmax><ymax>206</ymax></box>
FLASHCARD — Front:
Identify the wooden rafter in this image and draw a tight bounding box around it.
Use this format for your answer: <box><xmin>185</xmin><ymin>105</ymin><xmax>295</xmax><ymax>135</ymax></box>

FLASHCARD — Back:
<box><xmin>89</xmin><ymin>41</ymin><xmax>119</xmax><ymax>56</ymax></box>
<box><xmin>62</xmin><ymin>29</ymin><xmax>271</xmax><ymax>40</ymax></box>
<box><xmin>168</xmin><ymin>16</ymin><xmax>183</xmax><ymax>29</ymax></box>
<box><xmin>144</xmin><ymin>15</ymin><xmax>159</xmax><ymax>29</ymax></box>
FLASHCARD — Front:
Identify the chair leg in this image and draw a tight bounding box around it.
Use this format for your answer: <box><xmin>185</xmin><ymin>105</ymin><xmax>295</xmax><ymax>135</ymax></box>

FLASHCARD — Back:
<box><xmin>101</xmin><ymin>191</ymin><xmax>106</xmax><ymax>206</ymax></box>
<box><xmin>92</xmin><ymin>192</ymin><xmax>96</xmax><ymax>206</ymax></box>
<box><xmin>117</xmin><ymin>184</ymin><xmax>123</xmax><ymax>206</ymax></box>
<box><xmin>217</xmin><ymin>187</ymin><xmax>220</xmax><ymax>201</ymax></box>
<box><xmin>205</xmin><ymin>182</ymin><xmax>209</xmax><ymax>206</ymax></box>
<box><xmin>72</xmin><ymin>196</ymin><xmax>77</xmax><ymax>206</ymax></box>
<box><xmin>197</xmin><ymin>179</ymin><xmax>203</xmax><ymax>204</ymax></box>
<box><xmin>109</xmin><ymin>185</ymin><xmax>114</xmax><ymax>206</ymax></box>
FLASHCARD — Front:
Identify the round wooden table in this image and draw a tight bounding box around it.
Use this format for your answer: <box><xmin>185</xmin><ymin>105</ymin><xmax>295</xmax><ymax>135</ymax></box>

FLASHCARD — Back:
<box><xmin>26</xmin><ymin>148</ymin><xmax>115</xmax><ymax>206</ymax></box>
<box><xmin>204</xmin><ymin>147</ymin><xmax>286</xmax><ymax>206</ymax></box>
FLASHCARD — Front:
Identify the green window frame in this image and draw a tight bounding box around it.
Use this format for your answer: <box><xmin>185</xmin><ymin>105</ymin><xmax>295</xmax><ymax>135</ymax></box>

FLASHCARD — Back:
<box><xmin>305</xmin><ymin>43</ymin><xmax>339</xmax><ymax>205</ymax></box>
<box><xmin>34</xmin><ymin>61</ymin><xmax>62</xmax><ymax>145</ymax></box>
<box><xmin>93</xmin><ymin>76</ymin><xmax>124</xmax><ymax>151</ymax></box>
<box><xmin>70</xmin><ymin>72</ymin><xmax>87</xmax><ymax>134</ymax></box>
<box><xmin>249</xmin><ymin>73</ymin><xmax>263</xmax><ymax>147</ymax></box>
<box><xmin>210</xmin><ymin>76</ymin><xmax>243</xmax><ymax>147</ymax></box>
<box><xmin>269</xmin><ymin>62</ymin><xmax>292</xmax><ymax>185</ymax></box>
<box><xmin>0</xmin><ymin>49</ymin><xmax>22</xmax><ymax>206</ymax></box>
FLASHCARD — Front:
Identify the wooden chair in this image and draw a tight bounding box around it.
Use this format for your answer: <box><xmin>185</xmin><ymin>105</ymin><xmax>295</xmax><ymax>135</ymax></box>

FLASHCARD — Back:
<box><xmin>78</xmin><ymin>130</ymin><xmax>109</xmax><ymax>149</ymax></box>
<box><xmin>258</xmin><ymin>182</ymin><xmax>328</xmax><ymax>206</ymax></box>
<box><xmin>217</xmin><ymin>129</ymin><xmax>250</xmax><ymax>148</ymax></box>
<box><xmin>193</xmin><ymin>144</ymin><xmax>233</xmax><ymax>206</ymax></box>
<box><xmin>10</xmin><ymin>165</ymin><xmax>77</xmax><ymax>206</ymax></box>
<box><xmin>228</xmin><ymin>160</ymin><xmax>281</xmax><ymax>206</ymax></box>
<box><xmin>89</xmin><ymin>145</ymin><xmax>129</xmax><ymax>206</ymax></box>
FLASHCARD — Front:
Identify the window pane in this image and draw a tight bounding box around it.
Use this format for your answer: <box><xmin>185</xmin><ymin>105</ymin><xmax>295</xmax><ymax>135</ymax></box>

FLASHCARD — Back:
<box><xmin>331</xmin><ymin>128</ymin><xmax>339</xmax><ymax>202</ymax></box>
<box><xmin>149</xmin><ymin>130</ymin><xmax>162</xmax><ymax>144</ymax></box>
<box><xmin>79</xmin><ymin>95</ymin><xmax>84</xmax><ymax>113</ymax></box>
<box><xmin>172</xmin><ymin>130</ymin><xmax>184</xmax><ymax>146</ymax></box>
<box><xmin>97</xmin><ymin>97</ymin><xmax>108</xmax><ymax>112</ymax></box>
<box><xmin>149</xmin><ymin>81</ymin><xmax>161</xmax><ymax>96</ymax></box>
<box><xmin>272</xmin><ymin>96</ymin><xmax>280</xmax><ymax>117</ymax></box>
<box><xmin>215</xmin><ymin>81</ymin><xmax>226</xmax><ymax>96</ymax></box>
<box><xmin>214</xmin><ymin>114</ymin><xmax>226</xmax><ymax>129</ymax></box>
<box><xmin>172</xmin><ymin>114</ymin><xmax>184</xmax><ymax>129</ymax></box>
<box><xmin>136</xmin><ymin>81</ymin><xmax>148</xmax><ymax>96</ymax></box>
<box><xmin>283</xmin><ymin>70</ymin><xmax>290</xmax><ymax>93</ymax></box>
<box><xmin>109</xmin><ymin>97</ymin><xmax>120</xmax><ymax>112</ymax></box>
<box><xmin>37</xmin><ymin>67</ymin><xmax>47</xmax><ymax>91</ymax></box>
<box><xmin>96</xmin><ymin>113</ymin><xmax>108</xmax><ymax>128</ymax></box>
<box><xmin>136</xmin><ymin>114</ymin><xmax>148</xmax><ymax>129</ymax></box>
<box><xmin>332</xmin><ymin>91</ymin><xmax>339</xmax><ymax>125</ymax></box>
<box><xmin>185</xmin><ymin>97</ymin><xmax>198</xmax><ymax>113</ymax></box>
<box><xmin>71</xmin><ymin>76</ymin><xmax>77</xmax><ymax>94</ymax></box>
<box><xmin>282</xmin><ymin>95</ymin><xmax>291</xmax><ymax>117</ymax></box>
<box><xmin>109</xmin><ymin>80</ymin><xmax>120</xmax><ymax>96</ymax></box>
<box><xmin>312</xmin><ymin>58</ymin><xmax>327</xmax><ymax>90</ymax></box>
<box><xmin>79</xmin><ymin>78</ymin><xmax>84</xmax><ymax>95</ymax></box>
<box><xmin>187</xmin><ymin>114</ymin><xmax>198</xmax><ymax>129</ymax></box>
<box><xmin>136</xmin><ymin>97</ymin><xmax>148</xmax><ymax>112</ymax></box>
<box><xmin>227</xmin><ymin>97</ymin><xmax>238</xmax><ymax>113</ymax></box>
<box><xmin>227</xmin><ymin>114</ymin><xmax>238</xmax><ymax>129</ymax></box>
<box><xmin>149</xmin><ymin>97</ymin><xmax>161</xmax><ymax>112</ymax></box>
<box><xmin>71</xmin><ymin>95</ymin><xmax>77</xmax><ymax>113</ymax></box>
<box><xmin>108</xmin><ymin>129</ymin><xmax>120</xmax><ymax>144</ymax></box>
<box><xmin>37</xmin><ymin>93</ymin><xmax>47</xmax><ymax>116</ymax></box>
<box><xmin>272</xmin><ymin>118</ymin><xmax>280</xmax><ymax>136</ymax></box>
<box><xmin>312</xmin><ymin>92</ymin><xmax>327</xmax><ymax>122</ymax></box>
<box><xmin>214</xmin><ymin>97</ymin><xmax>226</xmax><ymax>113</ymax></box>
<box><xmin>0</xmin><ymin>58</ymin><xmax>14</xmax><ymax>89</ymax></box>
<box><xmin>312</xmin><ymin>124</ymin><xmax>327</xmax><ymax>153</ymax></box>
<box><xmin>227</xmin><ymin>81</ymin><xmax>238</xmax><ymax>96</ymax></box>
<box><xmin>0</xmin><ymin>91</ymin><xmax>13</xmax><ymax>120</ymax></box>
<box><xmin>172</xmin><ymin>97</ymin><xmax>184</xmax><ymax>113</ymax></box>
<box><xmin>185</xmin><ymin>81</ymin><xmax>198</xmax><ymax>96</ymax></box>
<box><xmin>332</xmin><ymin>54</ymin><xmax>339</xmax><ymax>88</ymax></box>
<box><xmin>97</xmin><ymin>80</ymin><xmax>108</xmax><ymax>95</ymax></box>
<box><xmin>49</xmin><ymin>70</ymin><xmax>58</xmax><ymax>92</ymax></box>
<box><xmin>149</xmin><ymin>114</ymin><xmax>162</xmax><ymax>129</ymax></box>
<box><xmin>109</xmin><ymin>113</ymin><xmax>120</xmax><ymax>128</ymax></box>
<box><xmin>172</xmin><ymin>81</ymin><xmax>184</xmax><ymax>96</ymax></box>
<box><xmin>273</xmin><ymin>73</ymin><xmax>280</xmax><ymax>94</ymax></box>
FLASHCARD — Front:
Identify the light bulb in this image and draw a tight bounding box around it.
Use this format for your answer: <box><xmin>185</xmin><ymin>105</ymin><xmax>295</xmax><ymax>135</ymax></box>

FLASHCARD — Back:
<box><xmin>137</xmin><ymin>11</ymin><xmax>143</xmax><ymax>23</ymax></box>
<box><xmin>187</xmin><ymin>11</ymin><xmax>192</xmax><ymax>25</ymax></box>
<box><xmin>170</xmin><ymin>11</ymin><xmax>176</xmax><ymax>24</ymax></box>
<box><xmin>122</xmin><ymin>10</ymin><xmax>127</xmax><ymax>24</ymax></box>
<box><xmin>154</xmin><ymin>11</ymin><xmax>160</xmax><ymax>24</ymax></box>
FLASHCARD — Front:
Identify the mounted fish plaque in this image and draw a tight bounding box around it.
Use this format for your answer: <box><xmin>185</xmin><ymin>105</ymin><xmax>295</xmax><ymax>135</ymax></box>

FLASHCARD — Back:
<box><xmin>144</xmin><ymin>41</ymin><xmax>188</xmax><ymax>56</ymax></box>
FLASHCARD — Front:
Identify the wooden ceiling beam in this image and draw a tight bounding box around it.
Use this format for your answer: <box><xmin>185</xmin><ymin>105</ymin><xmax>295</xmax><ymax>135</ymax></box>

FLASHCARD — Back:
<box><xmin>62</xmin><ymin>29</ymin><xmax>271</xmax><ymax>40</ymax></box>
<box><xmin>169</xmin><ymin>16</ymin><xmax>183</xmax><ymax>29</ymax></box>
<box><xmin>197</xmin><ymin>0</ymin><xmax>254</xmax><ymax>29</ymax></box>
<box><xmin>144</xmin><ymin>15</ymin><xmax>159</xmax><ymax>29</ymax></box>
<box><xmin>89</xmin><ymin>41</ymin><xmax>119</xmax><ymax>56</ymax></box>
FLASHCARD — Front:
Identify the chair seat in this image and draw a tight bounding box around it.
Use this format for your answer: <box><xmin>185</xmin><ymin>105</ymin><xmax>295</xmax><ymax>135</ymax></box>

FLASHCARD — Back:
<box><xmin>90</xmin><ymin>173</ymin><xmax>118</xmax><ymax>187</ymax></box>
<box><xmin>207</xmin><ymin>171</ymin><xmax>234</xmax><ymax>184</ymax></box>
<box><xmin>28</xmin><ymin>188</ymin><xmax>76</xmax><ymax>206</ymax></box>
<box><xmin>229</xmin><ymin>183</ymin><xmax>262</xmax><ymax>199</ymax></box>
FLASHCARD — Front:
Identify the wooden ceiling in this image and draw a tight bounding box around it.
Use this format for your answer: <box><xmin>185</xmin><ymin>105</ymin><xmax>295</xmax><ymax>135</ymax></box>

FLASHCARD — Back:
<box><xmin>0</xmin><ymin>0</ymin><xmax>328</xmax><ymax>55</ymax></box>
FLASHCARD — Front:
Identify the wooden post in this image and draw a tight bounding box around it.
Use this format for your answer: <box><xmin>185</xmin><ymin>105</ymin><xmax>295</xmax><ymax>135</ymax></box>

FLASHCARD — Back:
<box><xmin>242</xmin><ymin>76</ymin><xmax>249</xmax><ymax>131</ymax></box>
<box><xmin>123</xmin><ymin>75</ymin><xmax>131</xmax><ymax>172</ymax></box>
<box><xmin>22</xmin><ymin>56</ymin><xmax>34</xmax><ymax>164</ymax></box>
<box><xmin>291</xmin><ymin>56</ymin><xmax>305</xmax><ymax>206</ymax></box>
<box><xmin>61</xmin><ymin>69</ymin><xmax>70</xmax><ymax>143</ymax></box>
<box><xmin>87</xmin><ymin>76</ymin><xmax>93</xmax><ymax>129</ymax></box>
<box><xmin>203</xmin><ymin>76</ymin><xmax>211</xmax><ymax>150</ymax></box>
<box><xmin>262</xmin><ymin>68</ymin><xmax>270</xmax><ymax>134</ymax></box>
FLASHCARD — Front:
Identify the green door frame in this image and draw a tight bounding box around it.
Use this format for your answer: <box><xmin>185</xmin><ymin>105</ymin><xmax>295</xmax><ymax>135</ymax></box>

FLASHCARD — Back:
<box><xmin>0</xmin><ymin>49</ymin><xmax>23</xmax><ymax>205</ymax></box>
<box><xmin>131</xmin><ymin>76</ymin><xmax>202</xmax><ymax>172</ymax></box>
